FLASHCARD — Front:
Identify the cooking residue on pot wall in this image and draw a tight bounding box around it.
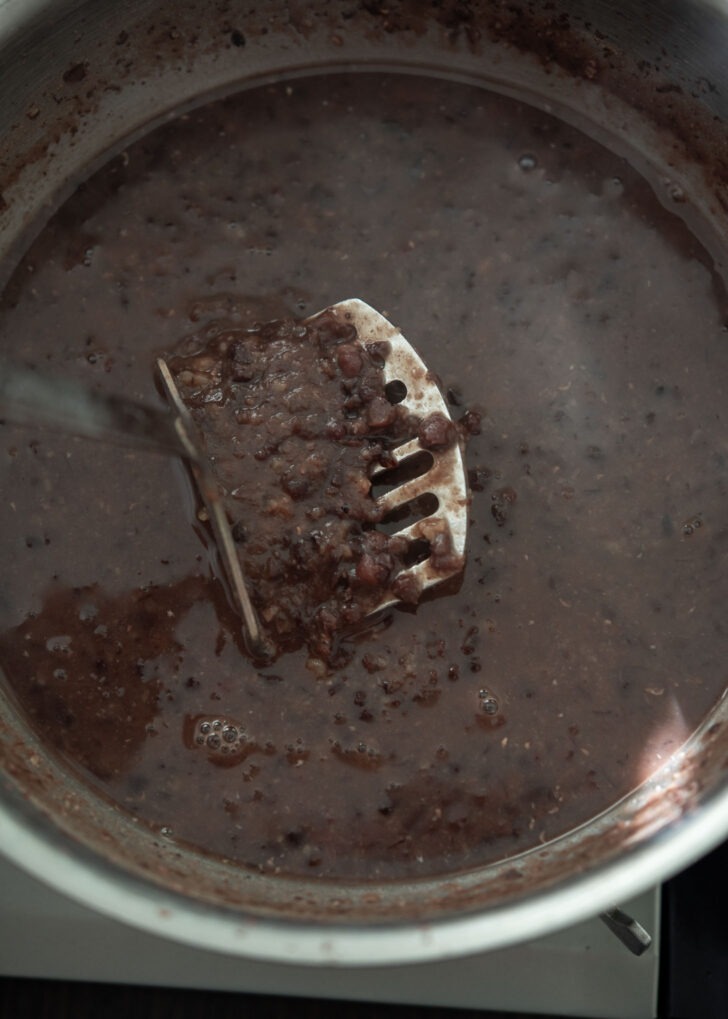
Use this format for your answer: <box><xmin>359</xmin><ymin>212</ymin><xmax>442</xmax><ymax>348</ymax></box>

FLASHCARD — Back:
<box><xmin>0</xmin><ymin>74</ymin><xmax>726</xmax><ymax>880</ymax></box>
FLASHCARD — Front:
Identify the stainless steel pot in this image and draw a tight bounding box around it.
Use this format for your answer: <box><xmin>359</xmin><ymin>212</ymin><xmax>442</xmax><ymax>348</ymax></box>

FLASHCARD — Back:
<box><xmin>1</xmin><ymin>0</ymin><xmax>727</xmax><ymax>965</ymax></box>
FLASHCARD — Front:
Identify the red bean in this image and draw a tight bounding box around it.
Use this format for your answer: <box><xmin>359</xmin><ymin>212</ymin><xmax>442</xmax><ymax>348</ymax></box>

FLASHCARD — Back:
<box><xmin>356</xmin><ymin>552</ymin><xmax>393</xmax><ymax>586</ymax></box>
<box><xmin>336</xmin><ymin>343</ymin><xmax>364</xmax><ymax>378</ymax></box>
<box><xmin>418</xmin><ymin>411</ymin><xmax>457</xmax><ymax>449</ymax></box>
<box><xmin>367</xmin><ymin>396</ymin><xmax>397</xmax><ymax>430</ymax></box>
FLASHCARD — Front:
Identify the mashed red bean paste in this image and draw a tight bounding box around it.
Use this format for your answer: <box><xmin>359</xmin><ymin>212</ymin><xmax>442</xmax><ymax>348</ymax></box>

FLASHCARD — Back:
<box><xmin>1</xmin><ymin>73</ymin><xmax>727</xmax><ymax>880</ymax></box>
<box><xmin>166</xmin><ymin>307</ymin><xmax>455</xmax><ymax>667</ymax></box>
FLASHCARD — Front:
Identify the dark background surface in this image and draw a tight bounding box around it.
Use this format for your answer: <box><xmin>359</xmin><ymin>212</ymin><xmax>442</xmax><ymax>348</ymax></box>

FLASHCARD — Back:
<box><xmin>660</xmin><ymin>837</ymin><xmax>727</xmax><ymax>1019</ymax></box>
<box><xmin>0</xmin><ymin>982</ymin><xmax>561</xmax><ymax>1019</ymax></box>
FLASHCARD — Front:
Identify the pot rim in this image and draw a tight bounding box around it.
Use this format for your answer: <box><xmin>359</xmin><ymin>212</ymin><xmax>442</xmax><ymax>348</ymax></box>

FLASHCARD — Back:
<box><xmin>1</xmin><ymin>777</ymin><xmax>727</xmax><ymax>965</ymax></box>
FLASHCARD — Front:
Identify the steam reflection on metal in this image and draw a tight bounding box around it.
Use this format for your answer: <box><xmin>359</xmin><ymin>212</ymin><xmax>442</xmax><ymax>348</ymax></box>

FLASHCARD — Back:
<box><xmin>634</xmin><ymin>693</ymin><xmax>692</xmax><ymax>787</ymax></box>
<box><xmin>622</xmin><ymin>695</ymin><xmax>706</xmax><ymax>849</ymax></box>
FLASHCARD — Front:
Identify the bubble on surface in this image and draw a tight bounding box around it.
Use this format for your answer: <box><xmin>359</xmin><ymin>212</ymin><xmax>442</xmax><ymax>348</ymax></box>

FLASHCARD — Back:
<box><xmin>330</xmin><ymin>738</ymin><xmax>383</xmax><ymax>771</ymax></box>
<box><xmin>682</xmin><ymin>515</ymin><xmax>702</xmax><ymax>536</ymax></box>
<box><xmin>478</xmin><ymin>688</ymin><xmax>500</xmax><ymax>715</ymax></box>
<box><xmin>46</xmin><ymin>635</ymin><xmax>71</xmax><ymax>654</ymax></box>
<box><xmin>184</xmin><ymin>714</ymin><xmax>258</xmax><ymax>766</ymax></box>
<box><xmin>518</xmin><ymin>153</ymin><xmax>537</xmax><ymax>171</ymax></box>
<box><xmin>664</xmin><ymin>179</ymin><xmax>687</xmax><ymax>203</ymax></box>
<box><xmin>603</xmin><ymin>176</ymin><xmax>624</xmax><ymax>198</ymax></box>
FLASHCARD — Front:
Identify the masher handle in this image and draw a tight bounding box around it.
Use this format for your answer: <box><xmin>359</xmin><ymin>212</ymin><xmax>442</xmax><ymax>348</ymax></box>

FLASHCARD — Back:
<box><xmin>0</xmin><ymin>361</ymin><xmax>185</xmax><ymax>457</ymax></box>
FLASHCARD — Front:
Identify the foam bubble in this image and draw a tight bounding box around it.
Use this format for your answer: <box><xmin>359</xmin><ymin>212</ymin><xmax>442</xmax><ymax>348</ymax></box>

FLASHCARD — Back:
<box><xmin>185</xmin><ymin>714</ymin><xmax>258</xmax><ymax>766</ymax></box>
